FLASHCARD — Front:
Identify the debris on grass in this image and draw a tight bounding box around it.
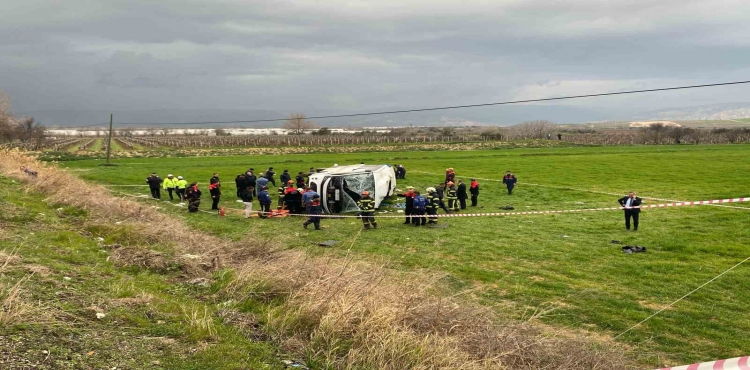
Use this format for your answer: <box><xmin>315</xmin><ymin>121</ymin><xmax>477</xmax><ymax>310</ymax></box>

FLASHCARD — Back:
<box><xmin>622</xmin><ymin>245</ymin><xmax>647</xmax><ymax>254</ymax></box>
<box><xmin>317</xmin><ymin>240</ymin><xmax>339</xmax><ymax>247</ymax></box>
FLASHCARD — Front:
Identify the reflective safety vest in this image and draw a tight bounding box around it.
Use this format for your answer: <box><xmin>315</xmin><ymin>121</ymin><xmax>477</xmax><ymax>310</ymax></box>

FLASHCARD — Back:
<box><xmin>426</xmin><ymin>194</ymin><xmax>438</xmax><ymax>209</ymax></box>
<box><xmin>447</xmin><ymin>188</ymin><xmax>457</xmax><ymax>199</ymax></box>
<box><xmin>163</xmin><ymin>178</ymin><xmax>177</xmax><ymax>189</ymax></box>
<box><xmin>176</xmin><ymin>179</ymin><xmax>188</xmax><ymax>189</ymax></box>
<box><xmin>357</xmin><ymin>197</ymin><xmax>375</xmax><ymax>212</ymax></box>
<box><xmin>278</xmin><ymin>187</ymin><xmax>286</xmax><ymax>196</ymax></box>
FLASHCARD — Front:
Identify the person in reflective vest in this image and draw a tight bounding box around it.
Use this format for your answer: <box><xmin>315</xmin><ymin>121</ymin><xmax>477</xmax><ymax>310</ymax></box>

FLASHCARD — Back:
<box><xmin>425</xmin><ymin>187</ymin><xmax>439</xmax><ymax>224</ymax></box>
<box><xmin>446</xmin><ymin>181</ymin><xmax>459</xmax><ymax>212</ymax></box>
<box><xmin>357</xmin><ymin>190</ymin><xmax>377</xmax><ymax>230</ymax></box>
<box><xmin>277</xmin><ymin>184</ymin><xmax>287</xmax><ymax>208</ymax></box>
<box><xmin>163</xmin><ymin>174</ymin><xmax>177</xmax><ymax>201</ymax></box>
<box><xmin>175</xmin><ymin>176</ymin><xmax>188</xmax><ymax>202</ymax></box>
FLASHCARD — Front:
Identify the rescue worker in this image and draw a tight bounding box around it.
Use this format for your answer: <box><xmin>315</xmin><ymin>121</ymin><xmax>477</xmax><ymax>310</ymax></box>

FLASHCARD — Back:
<box><xmin>235</xmin><ymin>174</ymin><xmax>246</xmax><ymax>198</ymax></box>
<box><xmin>265</xmin><ymin>167</ymin><xmax>277</xmax><ymax>187</ymax></box>
<box><xmin>397</xmin><ymin>186</ymin><xmax>416</xmax><ymax>225</ymax></box>
<box><xmin>357</xmin><ymin>190</ymin><xmax>377</xmax><ymax>230</ymax></box>
<box><xmin>412</xmin><ymin>191</ymin><xmax>427</xmax><ymax>226</ymax></box>
<box><xmin>457</xmin><ymin>179</ymin><xmax>468</xmax><ymax>210</ymax></box>
<box><xmin>469</xmin><ymin>178</ymin><xmax>480</xmax><ymax>207</ymax></box>
<box><xmin>146</xmin><ymin>173</ymin><xmax>162</xmax><ymax>199</ymax></box>
<box><xmin>446</xmin><ymin>181</ymin><xmax>459</xmax><ymax>212</ymax></box>
<box><xmin>258</xmin><ymin>186</ymin><xmax>272</xmax><ymax>219</ymax></box>
<box><xmin>241</xmin><ymin>185</ymin><xmax>254</xmax><ymax>218</ymax></box>
<box><xmin>295</xmin><ymin>171</ymin><xmax>306</xmax><ymax>189</ymax></box>
<box><xmin>209</xmin><ymin>180</ymin><xmax>221</xmax><ymax>211</ymax></box>
<box><xmin>280</xmin><ymin>170</ymin><xmax>291</xmax><ymax>186</ymax></box>
<box><xmin>302</xmin><ymin>185</ymin><xmax>319</xmax><ymax>210</ymax></box>
<box><xmin>163</xmin><ymin>174</ymin><xmax>177</xmax><ymax>201</ymax></box>
<box><xmin>185</xmin><ymin>182</ymin><xmax>201</xmax><ymax>212</ymax></box>
<box><xmin>502</xmin><ymin>171</ymin><xmax>517</xmax><ymax>195</ymax></box>
<box><xmin>277</xmin><ymin>183</ymin><xmax>287</xmax><ymax>208</ymax></box>
<box><xmin>425</xmin><ymin>187</ymin><xmax>439</xmax><ymax>224</ymax></box>
<box><xmin>302</xmin><ymin>193</ymin><xmax>322</xmax><ymax>230</ymax></box>
<box><xmin>175</xmin><ymin>176</ymin><xmax>188</xmax><ymax>202</ymax></box>
<box><xmin>445</xmin><ymin>168</ymin><xmax>455</xmax><ymax>185</ymax></box>
<box><xmin>435</xmin><ymin>183</ymin><xmax>450</xmax><ymax>213</ymax></box>
<box><xmin>284</xmin><ymin>187</ymin><xmax>303</xmax><ymax>214</ymax></box>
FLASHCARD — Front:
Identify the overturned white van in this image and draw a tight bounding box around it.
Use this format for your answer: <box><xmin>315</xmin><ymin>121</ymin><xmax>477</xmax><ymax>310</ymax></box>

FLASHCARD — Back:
<box><xmin>307</xmin><ymin>164</ymin><xmax>397</xmax><ymax>214</ymax></box>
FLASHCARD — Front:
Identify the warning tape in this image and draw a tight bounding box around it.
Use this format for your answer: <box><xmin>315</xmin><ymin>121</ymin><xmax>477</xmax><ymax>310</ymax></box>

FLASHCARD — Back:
<box><xmin>412</xmin><ymin>171</ymin><xmax>750</xmax><ymax>211</ymax></box>
<box><xmin>657</xmin><ymin>355</ymin><xmax>750</xmax><ymax>370</ymax></box>
<box><xmin>108</xmin><ymin>189</ymin><xmax>750</xmax><ymax>219</ymax></box>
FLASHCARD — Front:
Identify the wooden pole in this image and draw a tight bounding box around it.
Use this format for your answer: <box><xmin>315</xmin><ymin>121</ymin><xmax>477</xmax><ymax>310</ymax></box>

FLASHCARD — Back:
<box><xmin>105</xmin><ymin>113</ymin><xmax>113</xmax><ymax>165</ymax></box>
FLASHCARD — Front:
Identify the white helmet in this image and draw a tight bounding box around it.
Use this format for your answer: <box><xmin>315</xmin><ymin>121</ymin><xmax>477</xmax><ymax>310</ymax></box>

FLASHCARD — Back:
<box><xmin>426</xmin><ymin>187</ymin><xmax>436</xmax><ymax>193</ymax></box>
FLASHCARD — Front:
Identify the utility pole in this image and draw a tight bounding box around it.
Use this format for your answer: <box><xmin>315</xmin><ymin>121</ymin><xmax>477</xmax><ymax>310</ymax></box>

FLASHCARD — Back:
<box><xmin>105</xmin><ymin>113</ymin><xmax>113</xmax><ymax>165</ymax></box>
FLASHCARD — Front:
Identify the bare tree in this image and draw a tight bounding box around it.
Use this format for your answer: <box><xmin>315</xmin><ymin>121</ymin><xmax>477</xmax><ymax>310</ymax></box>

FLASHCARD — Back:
<box><xmin>282</xmin><ymin>113</ymin><xmax>319</xmax><ymax>135</ymax></box>
<box><xmin>507</xmin><ymin>120</ymin><xmax>557</xmax><ymax>140</ymax></box>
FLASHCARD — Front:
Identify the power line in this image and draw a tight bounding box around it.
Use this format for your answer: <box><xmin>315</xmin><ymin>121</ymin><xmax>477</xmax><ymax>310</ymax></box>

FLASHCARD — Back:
<box><xmin>83</xmin><ymin>79</ymin><xmax>750</xmax><ymax>126</ymax></box>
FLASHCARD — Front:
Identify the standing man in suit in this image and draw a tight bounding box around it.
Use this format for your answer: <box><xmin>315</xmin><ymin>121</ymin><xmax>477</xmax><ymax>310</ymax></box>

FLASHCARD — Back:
<box><xmin>618</xmin><ymin>192</ymin><xmax>643</xmax><ymax>231</ymax></box>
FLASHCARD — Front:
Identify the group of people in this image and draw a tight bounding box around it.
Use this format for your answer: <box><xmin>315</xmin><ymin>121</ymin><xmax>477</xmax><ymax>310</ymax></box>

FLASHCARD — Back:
<box><xmin>146</xmin><ymin>172</ymin><xmax>219</xmax><ymax>213</ymax></box>
<box><xmin>145</xmin><ymin>165</ymin><xmax>645</xmax><ymax>232</ymax></box>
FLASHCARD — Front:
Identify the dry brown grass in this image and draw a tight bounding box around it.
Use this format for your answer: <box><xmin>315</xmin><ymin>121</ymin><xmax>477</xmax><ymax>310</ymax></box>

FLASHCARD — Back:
<box><xmin>0</xmin><ymin>249</ymin><xmax>48</xmax><ymax>327</ymax></box>
<box><xmin>0</xmin><ymin>148</ymin><xmax>637</xmax><ymax>369</ymax></box>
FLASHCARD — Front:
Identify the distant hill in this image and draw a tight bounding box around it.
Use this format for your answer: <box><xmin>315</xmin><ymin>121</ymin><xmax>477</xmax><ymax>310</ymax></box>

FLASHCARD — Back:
<box><xmin>630</xmin><ymin>103</ymin><xmax>750</xmax><ymax>121</ymax></box>
<box><xmin>17</xmin><ymin>105</ymin><xmax>606</xmax><ymax>128</ymax></box>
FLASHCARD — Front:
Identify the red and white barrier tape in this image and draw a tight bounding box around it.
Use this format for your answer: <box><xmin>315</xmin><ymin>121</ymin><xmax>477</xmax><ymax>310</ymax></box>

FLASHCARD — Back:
<box><xmin>412</xmin><ymin>171</ymin><xmax>750</xmax><ymax>211</ymax></box>
<box><xmin>110</xmin><ymin>189</ymin><xmax>750</xmax><ymax>218</ymax></box>
<box><xmin>657</xmin><ymin>356</ymin><xmax>750</xmax><ymax>370</ymax></box>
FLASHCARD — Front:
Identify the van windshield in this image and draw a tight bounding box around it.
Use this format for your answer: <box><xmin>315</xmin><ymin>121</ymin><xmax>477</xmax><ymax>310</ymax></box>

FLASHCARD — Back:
<box><xmin>332</xmin><ymin>173</ymin><xmax>375</xmax><ymax>213</ymax></box>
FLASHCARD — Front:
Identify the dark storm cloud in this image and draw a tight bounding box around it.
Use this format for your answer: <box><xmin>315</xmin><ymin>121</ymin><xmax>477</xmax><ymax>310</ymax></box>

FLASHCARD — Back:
<box><xmin>2</xmin><ymin>0</ymin><xmax>750</xmax><ymax>121</ymax></box>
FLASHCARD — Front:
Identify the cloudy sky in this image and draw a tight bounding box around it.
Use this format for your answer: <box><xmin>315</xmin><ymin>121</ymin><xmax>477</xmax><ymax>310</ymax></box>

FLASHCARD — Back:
<box><xmin>2</xmin><ymin>0</ymin><xmax>750</xmax><ymax>124</ymax></box>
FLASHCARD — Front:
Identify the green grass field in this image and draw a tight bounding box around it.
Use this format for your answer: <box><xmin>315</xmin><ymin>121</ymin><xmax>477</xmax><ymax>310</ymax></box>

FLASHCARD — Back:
<box><xmin>59</xmin><ymin>144</ymin><xmax>750</xmax><ymax>365</ymax></box>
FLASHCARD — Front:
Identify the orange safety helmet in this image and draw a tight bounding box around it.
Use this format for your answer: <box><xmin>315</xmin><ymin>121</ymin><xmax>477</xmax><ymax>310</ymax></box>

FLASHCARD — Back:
<box><xmin>287</xmin><ymin>180</ymin><xmax>294</xmax><ymax>184</ymax></box>
<box><xmin>361</xmin><ymin>190</ymin><xmax>371</xmax><ymax>196</ymax></box>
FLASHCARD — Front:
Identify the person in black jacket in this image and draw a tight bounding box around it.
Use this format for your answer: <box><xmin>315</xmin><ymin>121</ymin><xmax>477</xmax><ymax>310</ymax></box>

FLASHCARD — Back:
<box><xmin>397</xmin><ymin>187</ymin><xmax>416</xmax><ymax>225</ymax></box>
<box><xmin>146</xmin><ymin>173</ymin><xmax>163</xmax><ymax>199</ymax></box>
<box><xmin>241</xmin><ymin>185</ymin><xmax>254</xmax><ymax>218</ymax></box>
<box><xmin>283</xmin><ymin>187</ymin><xmax>303</xmax><ymax>214</ymax></box>
<box><xmin>280</xmin><ymin>170</ymin><xmax>291</xmax><ymax>185</ymax></box>
<box><xmin>245</xmin><ymin>171</ymin><xmax>257</xmax><ymax>197</ymax></box>
<box><xmin>234</xmin><ymin>174</ymin><xmax>245</xmax><ymax>198</ymax></box>
<box><xmin>185</xmin><ymin>182</ymin><xmax>202</xmax><ymax>212</ymax></box>
<box><xmin>295</xmin><ymin>172</ymin><xmax>306</xmax><ymax>189</ymax></box>
<box><xmin>435</xmin><ymin>183</ymin><xmax>450</xmax><ymax>213</ymax></box>
<box><xmin>265</xmin><ymin>167</ymin><xmax>277</xmax><ymax>187</ymax></box>
<box><xmin>456</xmin><ymin>179</ymin><xmax>468</xmax><ymax>210</ymax></box>
<box><xmin>618</xmin><ymin>192</ymin><xmax>643</xmax><ymax>231</ymax></box>
<box><xmin>469</xmin><ymin>178</ymin><xmax>480</xmax><ymax>207</ymax></box>
<box><xmin>209</xmin><ymin>182</ymin><xmax>221</xmax><ymax>210</ymax></box>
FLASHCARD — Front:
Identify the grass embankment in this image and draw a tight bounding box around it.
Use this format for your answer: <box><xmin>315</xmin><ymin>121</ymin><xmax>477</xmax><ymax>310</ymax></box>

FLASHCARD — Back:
<box><xmin>2</xmin><ymin>149</ymin><xmax>631</xmax><ymax>369</ymax></box>
<box><xmin>0</xmin><ymin>175</ymin><xmax>283</xmax><ymax>369</ymax></box>
<box><xmin>61</xmin><ymin>144</ymin><xmax>750</xmax><ymax>367</ymax></box>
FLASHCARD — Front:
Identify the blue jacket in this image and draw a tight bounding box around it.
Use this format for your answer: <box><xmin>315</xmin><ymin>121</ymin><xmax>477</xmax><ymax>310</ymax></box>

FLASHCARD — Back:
<box><xmin>258</xmin><ymin>190</ymin><xmax>272</xmax><ymax>205</ymax></box>
<box><xmin>257</xmin><ymin>177</ymin><xmax>269</xmax><ymax>188</ymax></box>
<box><xmin>302</xmin><ymin>191</ymin><xmax>319</xmax><ymax>207</ymax></box>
